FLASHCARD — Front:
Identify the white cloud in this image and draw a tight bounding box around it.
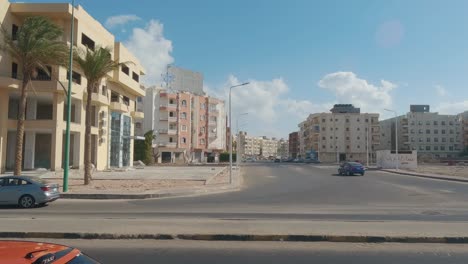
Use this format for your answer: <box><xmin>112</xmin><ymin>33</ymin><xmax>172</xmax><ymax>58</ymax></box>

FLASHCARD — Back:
<box><xmin>318</xmin><ymin>71</ymin><xmax>396</xmax><ymax>115</ymax></box>
<box><xmin>105</xmin><ymin>14</ymin><xmax>141</xmax><ymax>28</ymax></box>
<box><xmin>435</xmin><ymin>85</ymin><xmax>448</xmax><ymax>96</ymax></box>
<box><xmin>434</xmin><ymin>100</ymin><xmax>468</xmax><ymax>115</ymax></box>
<box><xmin>124</xmin><ymin>20</ymin><xmax>174</xmax><ymax>86</ymax></box>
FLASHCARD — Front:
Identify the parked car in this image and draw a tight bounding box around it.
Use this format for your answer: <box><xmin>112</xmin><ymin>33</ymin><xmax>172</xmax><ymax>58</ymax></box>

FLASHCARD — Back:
<box><xmin>274</xmin><ymin>158</ymin><xmax>281</xmax><ymax>163</ymax></box>
<box><xmin>304</xmin><ymin>158</ymin><xmax>321</xmax><ymax>164</ymax></box>
<box><xmin>0</xmin><ymin>176</ymin><xmax>60</xmax><ymax>208</ymax></box>
<box><xmin>338</xmin><ymin>162</ymin><xmax>365</xmax><ymax>176</ymax></box>
<box><xmin>0</xmin><ymin>240</ymin><xmax>101</xmax><ymax>263</ymax></box>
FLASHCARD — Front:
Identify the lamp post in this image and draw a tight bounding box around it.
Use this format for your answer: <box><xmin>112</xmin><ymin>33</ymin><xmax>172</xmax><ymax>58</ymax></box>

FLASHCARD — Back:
<box><xmin>236</xmin><ymin>113</ymin><xmax>249</xmax><ymax>168</ymax></box>
<box><xmin>384</xmin><ymin>109</ymin><xmax>399</xmax><ymax>171</ymax></box>
<box><xmin>63</xmin><ymin>0</ymin><xmax>75</xmax><ymax>192</ymax></box>
<box><xmin>229</xmin><ymin>82</ymin><xmax>249</xmax><ymax>184</ymax></box>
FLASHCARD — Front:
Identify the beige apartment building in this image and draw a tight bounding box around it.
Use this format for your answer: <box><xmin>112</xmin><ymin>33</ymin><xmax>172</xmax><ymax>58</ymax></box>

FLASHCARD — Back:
<box><xmin>143</xmin><ymin>86</ymin><xmax>226</xmax><ymax>163</ymax></box>
<box><xmin>379</xmin><ymin>105</ymin><xmax>463</xmax><ymax>160</ymax></box>
<box><xmin>0</xmin><ymin>1</ymin><xmax>145</xmax><ymax>173</ymax></box>
<box><xmin>277</xmin><ymin>138</ymin><xmax>289</xmax><ymax>158</ymax></box>
<box><xmin>299</xmin><ymin>104</ymin><xmax>380</xmax><ymax>163</ymax></box>
<box><xmin>260</xmin><ymin>136</ymin><xmax>278</xmax><ymax>158</ymax></box>
<box><xmin>238</xmin><ymin>132</ymin><xmax>261</xmax><ymax>159</ymax></box>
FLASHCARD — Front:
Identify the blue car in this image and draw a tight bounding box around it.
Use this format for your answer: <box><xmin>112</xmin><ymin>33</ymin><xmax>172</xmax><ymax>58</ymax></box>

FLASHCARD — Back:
<box><xmin>338</xmin><ymin>162</ymin><xmax>365</xmax><ymax>176</ymax></box>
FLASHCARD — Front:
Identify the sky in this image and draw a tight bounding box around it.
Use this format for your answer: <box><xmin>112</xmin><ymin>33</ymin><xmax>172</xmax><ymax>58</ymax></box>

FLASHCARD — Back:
<box><xmin>19</xmin><ymin>0</ymin><xmax>468</xmax><ymax>138</ymax></box>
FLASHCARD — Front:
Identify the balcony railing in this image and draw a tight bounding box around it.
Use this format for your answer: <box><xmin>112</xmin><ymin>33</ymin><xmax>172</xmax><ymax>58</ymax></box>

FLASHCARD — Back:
<box><xmin>158</xmin><ymin>142</ymin><xmax>177</xmax><ymax>148</ymax></box>
<box><xmin>168</xmin><ymin>117</ymin><xmax>177</xmax><ymax>122</ymax></box>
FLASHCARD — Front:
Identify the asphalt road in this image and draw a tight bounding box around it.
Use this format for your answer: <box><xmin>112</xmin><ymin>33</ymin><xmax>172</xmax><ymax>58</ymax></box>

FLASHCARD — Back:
<box><xmin>24</xmin><ymin>239</ymin><xmax>468</xmax><ymax>264</ymax></box>
<box><xmin>2</xmin><ymin>163</ymin><xmax>468</xmax><ymax>222</ymax></box>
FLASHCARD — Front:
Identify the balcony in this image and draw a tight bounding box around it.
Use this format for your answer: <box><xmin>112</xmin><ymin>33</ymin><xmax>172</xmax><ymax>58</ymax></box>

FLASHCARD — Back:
<box><xmin>90</xmin><ymin>92</ymin><xmax>109</xmax><ymax>106</ymax></box>
<box><xmin>168</xmin><ymin>129</ymin><xmax>177</xmax><ymax>135</ymax></box>
<box><xmin>208</xmin><ymin>121</ymin><xmax>217</xmax><ymax>126</ymax></box>
<box><xmin>168</xmin><ymin>117</ymin><xmax>177</xmax><ymax>123</ymax></box>
<box><xmin>159</xmin><ymin>116</ymin><xmax>168</xmax><ymax>121</ymax></box>
<box><xmin>110</xmin><ymin>101</ymin><xmax>129</xmax><ymax>113</ymax></box>
<box><xmin>159</xmin><ymin>103</ymin><xmax>177</xmax><ymax>111</ymax></box>
<box><xmin>131</xmin><ymin>111</ymin><xmax>144</xmax><ymax>119</ymax></box>
<box><xmin>158</xmin><ymin>142</ymin><xmax>177</xmax><ymax>148</ymax></box>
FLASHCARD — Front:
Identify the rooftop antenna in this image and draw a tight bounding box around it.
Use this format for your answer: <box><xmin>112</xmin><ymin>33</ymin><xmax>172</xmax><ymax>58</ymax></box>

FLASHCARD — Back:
<box><xmin>161</xmin><ymin>64</ymin><xmax>175</xmax><ymax>92</ymax></box>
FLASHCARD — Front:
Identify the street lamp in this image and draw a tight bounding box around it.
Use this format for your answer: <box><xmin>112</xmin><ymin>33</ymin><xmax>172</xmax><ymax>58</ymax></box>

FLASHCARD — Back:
<box><xmin>384</xmin><ymin>109</ymin><xmax>399</xmax><ymax>171</ymax></box>
<box><xmin>236</xmin><ymin>112</ymin><xmax>249</xmax><ymax>168</ymax></box>
<box><xmin>63</xmin><ymin>0</ymin><xmax>75</xmax><ymax>192</ymax></box>
<box><xmin>229</xmin><ymin>82</ymin><xmax>249</xmax><ymax>184</ymax></box>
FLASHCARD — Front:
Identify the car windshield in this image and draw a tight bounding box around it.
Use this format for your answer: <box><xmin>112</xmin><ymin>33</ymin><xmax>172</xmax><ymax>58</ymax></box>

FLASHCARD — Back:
<box><xmin>66</xmin><ymin>253</ymin><xmax>101</xmax><ymax>264</ymax></box>
<box><xmin>348</xmin><ymin>162</ymin><xmax>362</xmax><ymax>167</ymax></box>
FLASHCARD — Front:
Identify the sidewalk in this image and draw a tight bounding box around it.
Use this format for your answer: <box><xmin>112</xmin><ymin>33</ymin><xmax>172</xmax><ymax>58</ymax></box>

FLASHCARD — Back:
<box><xmin>382</xmin><ymin>169</ymin><xmax>468</xmax><ymax>183</ymax></box>
<box><xmin>1</xmin><ymin>217</ymin><xmax>468</xmax><ymax>243</ymax></box>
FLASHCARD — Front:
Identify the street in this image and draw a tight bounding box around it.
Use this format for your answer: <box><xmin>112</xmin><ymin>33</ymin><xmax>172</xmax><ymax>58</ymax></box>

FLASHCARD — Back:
<box><xmin>2</xmin><ymin>163</ymin><xmax>468</xmax><ymax>222</ymax></box>
<box><xmin>24</xmin><ymin>239</ymin><xmax>468</xmax><ymax>264</ymax></box>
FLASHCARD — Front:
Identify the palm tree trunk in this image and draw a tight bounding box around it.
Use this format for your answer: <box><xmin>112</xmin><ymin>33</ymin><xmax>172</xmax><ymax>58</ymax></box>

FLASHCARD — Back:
<box><xmin>14</xmin><ymin>73</ymin><xmax>30</xmax><ymax>176</ymax></box>
<box><xmin>84</xmin><ymin>85</ymin><xmax>93</xmax><ymax>185</ymax></box>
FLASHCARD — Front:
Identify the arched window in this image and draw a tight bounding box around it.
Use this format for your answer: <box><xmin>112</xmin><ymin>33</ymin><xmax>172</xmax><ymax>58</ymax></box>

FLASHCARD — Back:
<box><xmin>181</xmin><ymin>100</ymin><xmax>187</xmax><ymax>107</ymax></box>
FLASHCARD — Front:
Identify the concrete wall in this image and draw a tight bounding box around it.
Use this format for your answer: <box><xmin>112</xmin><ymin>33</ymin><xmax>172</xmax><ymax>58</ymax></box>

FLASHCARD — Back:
<box><xmin>376</xmin><ymin>150</ymin><xmax>418</xmax><ymax>169</ymax></box>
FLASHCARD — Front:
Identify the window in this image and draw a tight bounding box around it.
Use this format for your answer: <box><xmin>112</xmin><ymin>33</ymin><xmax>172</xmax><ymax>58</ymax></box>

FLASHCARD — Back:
<box><xmin>322</xmin><ymin>137</ymin><xmax>326</xmax><ymax>140</ymax></box>
<box><xmin>419</xmin><ymin>129</ymin><xmax>423</xmax><ymax>134</ymax></box>
<box><xmin>442</xmin><ymin>121</ymin><xmax>446</xmax><ymax>125</ymax></box>
<box><xmin>11</xmin><ymin>62</ymin><xmax>18</xmax><ymax>79</ymax></box>
<box><xmin>450</xmin><ymin>138</ymin><xmax>454</xmax><ymax>143</ymax></box>
<box><xmin>322</xmin><ymin>119</ymin><xmax>326</xmax><ymax>122</ymax></box>
<box><xmin>411</xmin><ymin>121</ymin><xmax>415</xmax><ymax>125</ymax></box>
<box><xmin>426</xmin><ymin>146</ymin><xmax>431</xmax><ymax>151</ymax></box>
<box><xmin>419</xmin><ymin>146</ymin><xmax>424</xmax><ymax>151</ymax></box>
<box><xmin>419</xmin><ymin>138</ymin><xmax>423</xmax><ymax>142</ymax></box>
<box><xmin>434</xmin><ymin>129</ymin><xmax>438</xmax><ymax>134</ymax></box>
<box><xmin>449</xmin><ymin>121</ymin><xmax>454</xmax><ymax>125</ymax></box>
<box><xmin>180</xmin><ymin>112</ymin><xmax>187</xmax><ymax>119</ymax></box>
<box><xmin>12</xmin><ymin>24</ymin><xmax>18</xmax><ymax>40</ymax></box>
<box><xmin>346</xmin><ymin>127</ymin><xmax>349</xmax><ymax>131</ymax></box>
<box><xmin>357</xmin><ymin>145</ymin><xmax>360</xmax><ymax>149</ymax></box>
<box><xmin>434</xmin><ymin>138</ymin><xmax>439</xmax><ymax>143</ymax></box>
<box><xmin>322</xmin><ymin>127</ymin><xmax>326</xmax><ymax>131</ymax></box>
<box><xmin>137</xmin><ymin>97</ymin><xmax>142</xmax><ymax>102</ymax></box>
<box><xmin>200</xmin><ymin>138</ymin><xmax>205</xmax><ymax>145</ymax></box>
<box><xmin>330</xmin><ymin>136</ymin><xmax>333</xmax><ymax>139</ymax></box>
<box><xmin>410</xmin><ymin>129</ymin><xmax>414</xmax><ymax>134</ymax></box>
<box><xmin>111</xmin><ymin>92</ymin><xmax>119</xmax><ymax>102</ymax></box>
<box><xmin>411</xmin><ymin>137</ymin><xmax>415</xmax><ymax>142</ymax></box>
<box><xmin>434</xmin><ymin>121</ymin><xmax>438</xmax><ymax>125</ymax></box>
<box><xmin>201</xmin><ymin>115</ymin><xmax>206</xmax><ymax>121</ymax></box>
<box><xmin>132</xmin><ymin>72</ymin><xmax>139</xmax><ymax>82</ymax></box>
<box><xmin>418</xmin><ymin>121</ymin><xmax>423</xmax><ymax>125</ymax></box>
<box><xmin>357</xmin><ymin>127</ymin><xmax>360</xmax><ymax>131</ymax></box>
<box><xmin>169</xmin><ymin>137</ymin><xmax>174</xmax><ymax>143</ymax></box>
<box><xmin>81</xmin><ymin>33</ymin><xmax>95</xmax><ymax>50</ymax></box>
<box><xmin>335</xmin><ymin>119</ymin><xmax>338</xmax><ymax>122</ymax></box>
<box><xmin>36</xmin><ymin>103</ymin><xmax>53</xmax><ymax>120</ymax></box>
<box><xmin>442</xmin><ymin>138</ymin><xmax>446</xmax><ymax>143</ymax></box>
<box><xmin>442</xmin><ymin>129</ymin><xmax>446</xmax><ymax>134</ymax></box>
<box><xmin>122</xmin><ymin>96</ymin><xmax>130</xmax><ymax>106</ymax></box>
<box><xmin>450</xmin><ymin>130</ymin><xmax>454</xmax><ymax>134</ymax></box>
<box><xmin>181</xmin><ymin>125</ymin><xmax>187</xmax><ymax>131</ymax></box>
<box><xmin>365</xmin><ymin>119</ymin><xmax>369</xmax><ymax>122</ymax></box>
<box><xmin>357</xmin><ymin>118</ymin><xmax>360</xmax><ymax>122</ymax></box>
<box><xmin>441</xmin><ymin>146</ymin><xmax>446</xmax><ymax>151</ymax></box>
<box><xmin>434</xmin><ymin>146</ymin><xmax>439</xmax><ymax>151</ymax></box>
<box><xmin>102</xmin><ymin>86</ymin><xmax>108</xmax><ymax>96</ymax></box>
<box><xmin>330</xmin><ymin>118</ymin><xmax>333</xmax><ymax>122</ymax></box>
<box><xmin>181</xmin><ymin>100</ymin><xmax>187</xmax><ymax>107</ymax></box>
<box><xmin>135</xmin><ymin>123</ymin><xmax>141</xmax><ymax>129</ymax></box>
<box><xmin>200</xmin><ymin>103</ymin><xmax>206</xmax><ymax>109</ymax></box>
<box><xmin>322</xmin><ymin>145</ymin><xmax>326</xmax><ymax>149</ymax></box>
<box><xmin>426</xmin><ymin>121</ymin><xmax>430</xmax><ymax>125</ymax></box>
<box><xmin>169</xmin><ymin>111</ymin><xmax>175</xmax><ymax>117</ymax></box>
<box><xmin>121</xmin><ymin>65</ymin><xmax>130</xmax><ymax>75</ymax></box>
<box><xmin>200</xmin><ymin>127</ymin><xmax>205</xmax><ymax>133</ymax></box>
<box><xmin>426</xmin><ymin>129</ymin><xmax>430</xmax><ymax>134</ymax></box>
<box><xmin>427</xmin><ymin>138</ymin><xmax>431</xmax><ymax>142</ymax></box>
<box><xmin>66</xmin><ymin>70</ymin><xmax>82</xmax><ymax>85</ymax></box>
<box><xmin>33</xmin><ymin>66</ymin><xmax>52</xmax><ymax>81</ymax></box>
<box><xmin>346</xmin><ymin>137</ymin><xmax>350</xmax><ymax>140</ymax></box>
<box><xmin>346</xmin><ymin>145</ymin><xmax>350</xmax><ymax>149</ymax></box>
<box><xmin>346</xmin><ymin>119</ymin><xmax>349</xmax><ymax>123</ymax></box>
<box><xmin>449</xmin><ymin>146</ymin><xmax>454</xmax><ymax>151</ymax></box>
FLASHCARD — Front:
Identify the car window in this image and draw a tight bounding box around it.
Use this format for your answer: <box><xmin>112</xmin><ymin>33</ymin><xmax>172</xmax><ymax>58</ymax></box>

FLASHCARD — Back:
<box><xmin>19</xmin><ymin>180</ymin><xmax>31</xmax><ymax>185</ymax></box>
<box><xmin>5</xmin><ymin>178</ymin><xmax>20</xmax><ymax>186</ymax></box>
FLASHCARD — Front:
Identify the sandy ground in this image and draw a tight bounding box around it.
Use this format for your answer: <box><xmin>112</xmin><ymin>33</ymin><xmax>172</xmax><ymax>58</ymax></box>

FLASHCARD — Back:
<box><xmin>406</xmin><ymin>164</ymin><xmax>468</xmax><ymax>177</ymax></box>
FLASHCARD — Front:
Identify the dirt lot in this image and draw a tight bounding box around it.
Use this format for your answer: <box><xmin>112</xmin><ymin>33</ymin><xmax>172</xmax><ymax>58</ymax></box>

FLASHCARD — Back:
<box><xmin>406</xmin><ymin>164</ymin><xmax>468</xmax><ymax>178</ymax></box>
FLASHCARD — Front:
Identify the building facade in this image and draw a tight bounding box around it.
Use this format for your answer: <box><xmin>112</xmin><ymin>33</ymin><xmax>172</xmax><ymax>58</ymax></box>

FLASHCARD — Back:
<box><xmin>0</xmin><ymin>1</ymin><xmax>145</xmax><ymax>173</ymax></box>
<box><xmin>379</xmin><ymin>105</ymin><xmax>463</xmax><ymax>160</ymax></box>
<box><xmin>143</xmin><ymin>86</ymin><xmax>226</xmax><ymax>163</ymax></box>
<box><xmin>167</xmin><ymin>66</ymin><xmax>204</xmax><ymax>96</ymax></box>
<box><xmin>260</xmin><ymin>136</ymin><xmax>278</xmax><ymax>158</ymax></box>
<box><xmin>277</xmin><ymin>138</ymin><xmax>289</xmax><ymax>158</ymax></box>
<box><xmin>460</xmin><ymin>111</ymin><xmax>468</xmax><ymax>152</ymax></box>
<box><xmin>299</xmin><ymin>104</ymin><xmax>380</xmax><ymax>163</ymax></box>
<box><xmin>238</xmin><ymin>132</ymin><xmax>261</xmax><ymax>159</ymax></box>
<box><xmin>288</xmin><ymin>132</ymin><xmax>299</xmax><ymax>158</ymax></box>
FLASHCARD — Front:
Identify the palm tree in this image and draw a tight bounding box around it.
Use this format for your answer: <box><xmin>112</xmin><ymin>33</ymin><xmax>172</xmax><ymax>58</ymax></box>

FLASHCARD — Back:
<box><xmin>74</xmin><ymin>46</ymin><xmax>127</xmax><ymax>185</ymax></box>
<box><xmin>0</xmin><ymin>16</ymin><xmax>68</xmax><ymax>176</ymax></box>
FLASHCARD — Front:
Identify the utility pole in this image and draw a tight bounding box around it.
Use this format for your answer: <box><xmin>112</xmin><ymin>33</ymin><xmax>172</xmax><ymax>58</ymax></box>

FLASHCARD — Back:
<box><xmin>63</xmin><ymin>0</ymin><xmax>75</xmax><ymax>192</ymax></box>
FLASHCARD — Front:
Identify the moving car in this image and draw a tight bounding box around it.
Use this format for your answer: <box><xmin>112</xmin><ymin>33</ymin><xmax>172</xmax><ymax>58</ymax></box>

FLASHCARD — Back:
<box><xmin>0</xmin><ymin>176</ymin><xmax>60</xmax><ymax>208</ymax></box>
<box><xmin>0</xmin><ymin>240</ymin><xmax>101</xmax><ymax>263</ymax></box>
<box><xmin>338</xmin><ymin>162</ymin><xmax>365</xmax><ymax>176</ymax></box>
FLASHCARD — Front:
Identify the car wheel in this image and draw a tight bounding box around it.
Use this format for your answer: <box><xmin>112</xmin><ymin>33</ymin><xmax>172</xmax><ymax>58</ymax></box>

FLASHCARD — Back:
<box><xmin>19</xmin><ymin>195</ymin><xmax>35</xmax><ymax>208</ymax></box>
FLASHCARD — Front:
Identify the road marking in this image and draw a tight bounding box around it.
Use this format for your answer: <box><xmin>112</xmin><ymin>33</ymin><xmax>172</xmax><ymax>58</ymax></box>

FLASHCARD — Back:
<box><xmin>265</xmin><ymin>175</ymin><xmax>277</xmax><ymax>179</ymax></box>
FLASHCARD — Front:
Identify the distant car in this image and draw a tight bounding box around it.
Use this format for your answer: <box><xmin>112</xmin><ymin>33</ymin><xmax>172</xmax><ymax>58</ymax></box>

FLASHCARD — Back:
<box><xmin>338</xmin><ymin>162</ymin><xmax>365</xmax><ymax>176</ymax></box>
<box><xmin>0</xmin><ymin>240</ymin><xmax>101</xmax><ymax>263</ymax></box>
<box><xmin>0</xmin><ymin>176</ymin><xmax>60</xmax><ymax>208</ymax></box>
<box><xmin>274</xmin><ymin>158</ymin><xmax>281</xmax><ymax>163</ymax></box>
<box><xmin>304</xmin><ymin>158</ymin><xmax>320</xmax><ymax>164</ymax></box>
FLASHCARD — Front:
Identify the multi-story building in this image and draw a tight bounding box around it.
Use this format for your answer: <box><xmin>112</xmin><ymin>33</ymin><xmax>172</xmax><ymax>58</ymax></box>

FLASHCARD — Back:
<box><xmin>277</xmin><ymin>138</ymin><xmax>289</xmax><ymax>158</ymax></box>
<box><xmin>260</xmin><ymin>136</ymin><xmax>278</xmax><ymax>158</ymax></box>
<box><xmin>143</xmin><ymin>86</ymin><xmax>226</xmax><ymax>163</ymax></box>
<box><xmin>0</xmin><ymin>1</ymin><xmax>145</xmax><ymax>173</ymax></box>
<box><xmin>288</xmin><ymin>132</ymin><xmax>299</xmax><ymax>158</ymax></box>
<box><xmin>460</xmin><ymin>111</ymin><xmax>468</xmax><ymax>152</ymax></box>
<box><xmin>379</xmin><ymin>105</ymin><xmax>463</xmax><ymax>160</ymax></box>
<box><xmin>238</xmin><ymin>132</ymin><xmax>261</xmax><ymax>159</ymax></box>
<box><xmin>299</xmin><ymin>104</ymin><xmax>380</xmax><ymax>163</ymax></box>
<box><xmin>167</xmin><ymin>66</ymin><xmax>204</xmax><ymax>96</ymax></box>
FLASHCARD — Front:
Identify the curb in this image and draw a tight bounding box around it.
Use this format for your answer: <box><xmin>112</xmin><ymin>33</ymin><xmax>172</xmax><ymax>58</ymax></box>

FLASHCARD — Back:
<box><xmin>381</xmin><ymin>169</ymin><xmax>468</xmax><ymax>183</ymax></box>
<box><xmin>60</xmin><ymin>169</ymin><xmax>242</xmax><ymax>200</ymax></box>
<box><xmin>1</xmin><ymin>232</ymin><xmax>468</xmax><ymax>244</ymax></box>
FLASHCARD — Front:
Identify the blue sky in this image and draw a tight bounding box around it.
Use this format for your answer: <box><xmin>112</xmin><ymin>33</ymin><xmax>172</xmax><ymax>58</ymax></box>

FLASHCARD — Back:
<box><xmin>21</xmin><ymin>0</ymin><xmax>468</xmax><ymax>138</ymax></box>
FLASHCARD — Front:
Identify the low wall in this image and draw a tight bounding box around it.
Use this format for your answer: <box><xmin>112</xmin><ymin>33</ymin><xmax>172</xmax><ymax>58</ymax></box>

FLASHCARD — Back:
<box><xmin>376</xmin><ymin>150</ymin><xmax>418</xmax><ymax>169</ymax></box>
